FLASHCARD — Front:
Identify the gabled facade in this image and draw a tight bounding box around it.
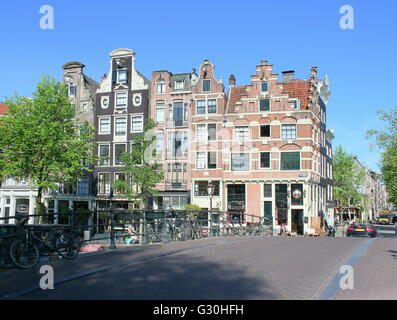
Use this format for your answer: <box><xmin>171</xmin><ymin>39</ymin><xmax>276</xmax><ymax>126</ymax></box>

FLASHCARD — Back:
<box><xmin>190</xmin><ymin>60</ymin><xmax>228</xmax><ymax>212</ymax></box>
<box><xmin>150</xmin><ymin>68</ymin><xmax>195</xmax><ymax>209</ymax></box>
<box><xmin>190</xmin><ymin>60</ymin><xmax>333</xmax><ymax>235</ymax></box>
<box><xmin>94</xmin><ymin>48</ymin><xmax>150</xmax><ymax>210</ymax></box>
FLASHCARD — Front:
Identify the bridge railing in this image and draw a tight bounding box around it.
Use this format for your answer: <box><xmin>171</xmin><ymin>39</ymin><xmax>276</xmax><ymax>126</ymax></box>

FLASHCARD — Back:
<box><xmin>0</xmin><ymin>209</ymin><xmax>272</xmax><ymax>268</ymax></box>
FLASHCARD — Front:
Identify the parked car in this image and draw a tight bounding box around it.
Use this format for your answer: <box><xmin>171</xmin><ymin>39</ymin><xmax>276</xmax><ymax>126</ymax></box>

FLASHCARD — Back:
<box><xmin>346</xmin><ymin>223</ymin><xmax>377</xmax><ymax>238</ymax></box>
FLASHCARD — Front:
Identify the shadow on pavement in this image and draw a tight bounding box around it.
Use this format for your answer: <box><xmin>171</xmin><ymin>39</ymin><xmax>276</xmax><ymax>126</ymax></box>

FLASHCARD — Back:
<box><xmin>19</xmin><ymin>251</ymin><xmax>277</xmax><ymax>300</ymax></box>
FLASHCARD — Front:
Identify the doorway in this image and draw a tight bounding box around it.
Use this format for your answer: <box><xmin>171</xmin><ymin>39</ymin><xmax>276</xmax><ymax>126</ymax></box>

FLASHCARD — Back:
<box><xmin>292</xmin><ymin>209</ymin><xmax>304</xmax><ymax>235</ymax></box>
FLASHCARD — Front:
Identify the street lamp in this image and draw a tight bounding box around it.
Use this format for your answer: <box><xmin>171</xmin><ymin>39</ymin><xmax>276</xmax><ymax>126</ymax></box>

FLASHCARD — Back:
<box><xmin>207</xmin><ymin>183</ymin><xmax>215</xmax><ymax>236</ymax></box>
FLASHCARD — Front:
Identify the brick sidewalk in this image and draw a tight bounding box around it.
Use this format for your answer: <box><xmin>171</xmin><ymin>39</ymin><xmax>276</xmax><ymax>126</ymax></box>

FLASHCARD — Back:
<box><xmin>1</xmin><ymin>236</ymin><xmax>367</xmax><ymax>300</ymax></box>
<box><xmin>334</xmin><ymin>238</ymin><xmax>397</xmax><ymax>300</ymax></box>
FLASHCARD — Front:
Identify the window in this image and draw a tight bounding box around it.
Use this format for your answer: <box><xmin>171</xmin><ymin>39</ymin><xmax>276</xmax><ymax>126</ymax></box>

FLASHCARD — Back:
<box><xmin>208</xmin><ymin>99</ymin><xmax>217</xmax><ymax>113</ymax></box>
<box><xmin>156</xmin><ymin>133</ymin><xmax>164</xmax><ymax>154</ymax></box>
<box><xmin>260</xmin><ymin>98</ymin><xmax>270</xmax><ymax>111</ymax></box>
<box><xmin>114</xmin><ymin>144</ymin><xmax>126</xmax><ymax>165</ymax></box>
<box><xmin>117</xmin><ymin>69</ymin><xmax>127</xmax><ymax>83</ymax></box>
<box><xmin>290</xmin><ymin>99</ymin><xmax>300</xmax><ymax>110</ymax></box>
<box><xmin>156</xmin><ymin>104</ymin><xmax>165</xmax><ymax>122</ymax></box>
<box><xmin>281</xmin><ymin>152</ymin><xmax>300</xmax><ymax>170</ymax></box>
<box><xmin>260</xmin><ymin>152</ymin><xmax>271</xmax><ymax>168</ymax></box>
<box><xmin>116</xmin><ymin>92</ymin><xmax>127</xmax><ymax>108</ymax></box>
<box><xmin>69</xmin><ymin>85</ymin><xmax>76</xmax><ymax>97</ymax></box>
<box><xmin>157</xmin><ymin>80</ymin><xmax>165</xmax><ymax>94</ymax></box>
<box><xmin>208</xmin><ymin>152</ymin><xmax>217</xmax><ymax>169</ymax></box>
<box><xmin>99</xmin><ymin>118</ymin><xmax>110</xmax><ymax>134</ymax></box>
<box><xmin>173</xmin><ymin>102</ymin><xmax>184</xmax><ymax>126</ymax></box>
<box><xmin>78</xmin><ymin>177</ymin><xmax>90</xmax><ymax>195</ymax></box>
<box><xmin>99</xmin><ymin>145</ymin><xmax>110</xmax><ymax>166</ymax></box>
<box><xmin>196</xmin><ymin>152</ymin><xmax>206</xmax><ymax>169</ymax></box>
<box><xmin>264</xmin><ymin>184</ymin><xmax>272</xmax><ymax>198</ymax></box>
<box><xmin>203</xmin><ymin>79</ymin><xmax>211</xmax><ymax>92</ymax></box>
<box><xmin>168</xmin><ymin>131</ymin><xmax>188</xmax><ymax>158</ymax></box>
<box><xmin>166</xmin><ymin>163</ymin><xmax>187</xmax><ymax>189</ymax></box>
<box><xmin>115</xmin><ymin>118</ymin><xmax>127</xmax><ymax>136</ymax></box>
<box><xmin>175</xmin><ymin>80</ymin><xmax>184</xmax><ymax>90</ymax></box>
<box><xmin>260</xmin><ymin>125</ymin><xmax>271</xmax><ymax>138</ymax></box>
<box><xmin>194</xmin><ymin>181</ymin><xmax>220</xmax><ymax>196</ymax></box>
<box><xmin>114</xmin><ymin>173</ymin><xmax>127</xmax><ymax>195</ymax></box>
<box><xmin>98</xmin><ymin>173</ymin><xmax>111</xmax><ymax>194</ymax></box>
<box><xmin>235</xmin><ymin>126</ymin><xmax>249</xmax><ymax>141</ymax></box>
<box><xmin>231</xmin><ymin>153</ymin><xmax>250</xmax><ymax>171</ymax></box>
<box><xmin>282</xmin><ymin>124</ymin><xmax>297</xmax><ymax>139</ymax></box>
<box><xmin>197</xmin><ymin>100</ymin><xmax>206</xmax><ymax>114</ymax></box>
<box><xmin>197</xmin><ymin>124</ymin><xmax>206</xmax><ymax>141</ymax></box>
<box><xmin>131</xmin><ymin>116</ymin><xmax>144</xmax><ymax>132</ymax></box>
<box><xmin>261</xmin><ymin>82</ymin><xmax>268</xmax><ymax>92</ymax></box>
<box><xmin>208</xmin><ymin>124</ymin><xmax>217</xmax><ymax>141</ymax></box>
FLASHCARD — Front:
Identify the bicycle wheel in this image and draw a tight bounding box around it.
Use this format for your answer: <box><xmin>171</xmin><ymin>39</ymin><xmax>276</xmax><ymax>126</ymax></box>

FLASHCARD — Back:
<box><xmin>157</xmin><ymin>221</ymin><xmax>173</xmax><ymax>243</ymax></box>
<box><xmin>176</xmin><ymin>221</ymin><xmax>192</xmax><ymax>241</ymax></box>
<box><xmin>10</xmin><ymin>240</ymin><xmax>40</xmax><ymax>269</ymax></box>
<box><xmin>55</xmin><ymin>233</ymin><xmax>80</xmax><ymax>259</ymax></box>
<box><xmin>193</xmin><ymin>221</ymin><xmax>203</xmax><ymax>239</ymax></box>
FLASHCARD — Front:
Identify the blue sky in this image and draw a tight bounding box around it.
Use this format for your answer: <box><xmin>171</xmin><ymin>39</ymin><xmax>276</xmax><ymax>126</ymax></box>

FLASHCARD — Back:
<box><xmin>1</xmin><ymin>0</ymin><xmax>396</xmax><ymax>172</ymax></box>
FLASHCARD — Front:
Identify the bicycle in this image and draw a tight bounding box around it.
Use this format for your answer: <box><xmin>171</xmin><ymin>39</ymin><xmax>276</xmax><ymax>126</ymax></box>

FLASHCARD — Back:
<box><xmin>9</xmin><ymin>223</ymin><xmax>80</xmax><ymax>269</ymax></box>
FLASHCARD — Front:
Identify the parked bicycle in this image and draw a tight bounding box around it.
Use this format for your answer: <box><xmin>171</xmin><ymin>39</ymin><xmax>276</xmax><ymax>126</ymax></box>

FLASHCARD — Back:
<box><xmin>9</xmin><ymin>219</ymin><xmax>80</xmax><ymax>269</ymax></box>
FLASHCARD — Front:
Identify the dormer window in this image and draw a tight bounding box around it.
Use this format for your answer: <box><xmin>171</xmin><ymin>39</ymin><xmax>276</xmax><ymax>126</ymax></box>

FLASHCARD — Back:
<box><xmin>157</xmin><ymin>80</ymin><xmax>165</xmax><ymax>94</ymax></box>
<box><xmin>117</xmin><ymin>69</ymin><xmax>128</xmax><ymax>83</ymax></box>
<box><xmin>289</xmin><ymin>99</ymin><xmax>300</xmax><ymax>110</ymax></box>
<box><xmin>261</xmin><ymin>82</ymin><xmax>268</xmax><ymax>92</ymax></box>
<box><xmin>203</xmin><ymin>79</ymin><xmax>211</xmax><ymax>92</ymax></box>
<box><xmin>175</xmin><ymin>80</ymin><xmax>184</xmax><ymax>90</ymax></box>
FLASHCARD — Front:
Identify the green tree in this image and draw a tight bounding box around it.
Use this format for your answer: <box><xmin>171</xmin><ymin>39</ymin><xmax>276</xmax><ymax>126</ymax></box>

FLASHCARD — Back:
<box><xmin>367</xmin><ymin>107</ymin><xmax>397</xmax><ymax>206</ymax></box>
<box><xmin>333</xmin><ymin>146</ymin><xmax>365</xmax><ymax>209</ymax></box>
<box><xmin>0</xmin><ymin>75</ymin><xmax>96</xmax><ymax>217</ymax></box>
<box><xmin>112</xmin><ymin>119</ymin><xmax>163</xmax><ymax>209</ymax></box>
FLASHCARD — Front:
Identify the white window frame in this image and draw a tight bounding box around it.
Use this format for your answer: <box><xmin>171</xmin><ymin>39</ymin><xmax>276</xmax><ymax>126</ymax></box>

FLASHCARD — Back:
<box><xmin>114</xmin><ymin>143</ymin><xmax>127</xmax><ymax>167</ymax></box>
<box><xmin>115</xmin><ymin>91</ymin><xmax>128</xmax><ymax>108</ymax></box>
<box><xmin>260</xmin><ymin>152</ymin><xmax>271</xmax><ymax>169</ymax></box>
<box><xmin>289</xmin><ymin>98</ymin><xmax>300</xmax><ymax>110</ymax></box>
<box><xmin>98</xmin><ymin>117</ymin><xmax>111</xmax><ymax>135</ymax></box>
<box><xmin>98</xmin><ymin>144</ymin><xmax>111</xmax><ymax>166</ymax></box>
<box><xmin>98</xmin><ymin>172</ymin><xmax>111</xmax><ymax>195</ymax></box>
<box><xmin>231</xmin><ymin>153</ymin><xmax>250</xmax><ymax>171</ymax></box>
<box><xmin>234</xmin><ymin>126</ymin><xmax>250</xmax><ymax>141</ymax></box>
<box><xmin>282</xmin><ymin>124</ymin><xmax>297</xmax><ymax>140</ymax></box>
<box><xmin>196</xmin><ymin>152</ymin><xmax>206</xmax><ymax>169</ymax></box>
<box><xmin>156</xmin><ymin>104</ymin><xmax>165</xmax><ymax>123</ymax></box>
<box><xmin>114</xmin><ymin>117</ymin><xmax>127</xmax><ymax>137</ymax></box>
<box><xmin>157</xmin><ymin>80</ymin><xmax>166</xmax><ymax>94</ymax></box>
<box><xmin>175</xmin><ymin>80</ymin><xmax>184</xmax><ymax>90</ymax></box>
<box><xmin>117</xmin><ymin>69</ymin><xmax>128</xmax><ymax>83</ymax></box>
<box><xmin>131</xmin><ymin>115</ymin><xmax>144</xmax><ymax>133</ymax></box>
<box><xmin>196</xmin><ymin>124</ymin><xmax>206</xmax><ymax>141</ymax></box>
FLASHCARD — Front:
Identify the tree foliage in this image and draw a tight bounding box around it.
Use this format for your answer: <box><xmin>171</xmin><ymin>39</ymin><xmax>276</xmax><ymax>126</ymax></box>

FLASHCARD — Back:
<box><xmin>112</xmin><ymin>118</ymin><xmax>164</xmax><ymax>208</ymax></box>
<box><xmin>0</xmin><ymin>75</ymin><xmax>96</xmax><ymax>212</ymax></box>
<box><xmin>333</xmin><ymin>145</ymin><xmax>365</xmax><ymax>209</ymax></box>
<box><xmin>367</xmin><ymin>107</ymin><xmax>397</xmax><ymax>206</ymax></box>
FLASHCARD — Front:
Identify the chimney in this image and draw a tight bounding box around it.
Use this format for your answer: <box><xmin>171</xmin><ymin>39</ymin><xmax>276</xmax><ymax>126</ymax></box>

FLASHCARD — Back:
<box><xmin>229</xmin><ymin>74</ymin><xmax>236</xmax><ymax>87</ymax></box>
<box><xmin>282</xmin><ymin>70</ymin><xmax>295</xmax><ymax>82</ymax></box>
<box><xmin>311</xmin><ymin>66</ymin><xmax>318</xmax><ymax>80</ymax></box>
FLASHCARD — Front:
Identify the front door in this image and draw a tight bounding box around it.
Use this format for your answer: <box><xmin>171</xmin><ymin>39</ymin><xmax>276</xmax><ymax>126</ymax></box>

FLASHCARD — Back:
<box><xmin>292</xmin><ymin>209</ymin><xmax>304</xmax><ymax>235</ymax></box>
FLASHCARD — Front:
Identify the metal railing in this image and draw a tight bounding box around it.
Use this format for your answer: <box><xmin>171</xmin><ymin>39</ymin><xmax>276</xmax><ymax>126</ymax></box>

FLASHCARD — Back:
<box><xmin>0</xmin><ymin>209</ymin><xmax>273</xmax><ymax>268</ymax></box>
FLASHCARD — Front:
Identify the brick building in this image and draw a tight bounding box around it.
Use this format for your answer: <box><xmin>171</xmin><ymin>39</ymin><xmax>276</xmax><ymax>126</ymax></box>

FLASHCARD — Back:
<box><xmin>150</xmin><ymin>68</ymin><xmax>197</xmax><ymax>209</ymax></box>
<box><xmin>190</xmin><ymin>60</ymin><xmax>333</xmax><ymax>235</ymax></box>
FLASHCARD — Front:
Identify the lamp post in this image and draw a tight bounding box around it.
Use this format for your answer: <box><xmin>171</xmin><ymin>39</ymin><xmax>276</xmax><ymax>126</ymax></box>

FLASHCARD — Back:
<box><xmin>207</xmin><ymin>183</ymin><xmax>215</xmax><ymax>236</ymax></box>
